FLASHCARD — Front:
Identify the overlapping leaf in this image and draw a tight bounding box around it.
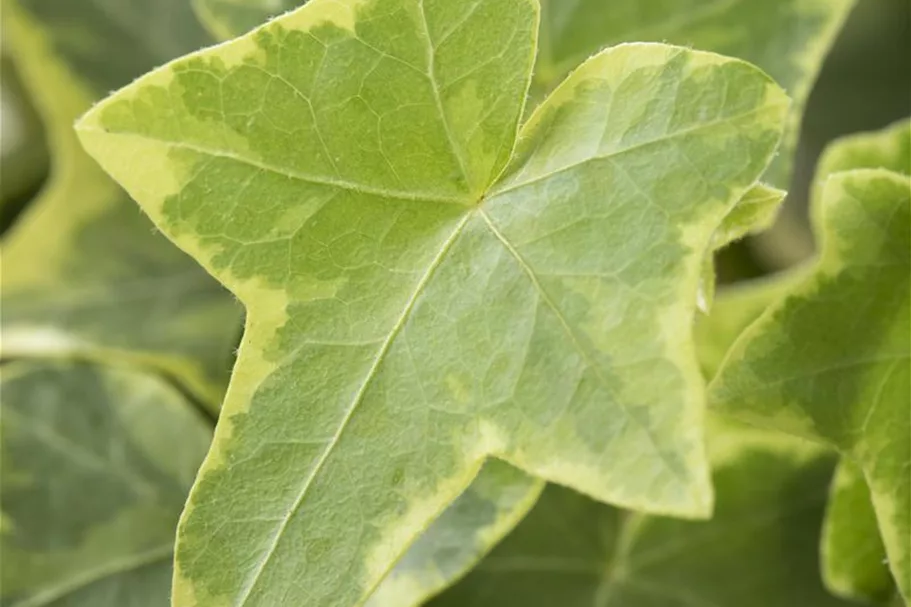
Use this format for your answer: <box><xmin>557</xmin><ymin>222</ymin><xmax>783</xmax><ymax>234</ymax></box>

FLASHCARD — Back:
<box><xmin>77</xmin><ymin>0</ymin><xmax>788</xmax><ymax>604</ymax></box>
<box><xmin>0</xmin><ymin>0</ymin><xmax>241</xmax><ymax>406</ymax></box>
<box><xmin>709</xmin><ymin>168</ymin><xmax>911</xmax><ymax>602</ymax></box>
<box><xmin>0</xmin><ymin>361</ymin><xmax>212</xmax><ymax>606</ymax></box>
<box><xmin>430</xmin><ymin>418</ymin><xmax>854</xmax><ymax>607</ymax></box>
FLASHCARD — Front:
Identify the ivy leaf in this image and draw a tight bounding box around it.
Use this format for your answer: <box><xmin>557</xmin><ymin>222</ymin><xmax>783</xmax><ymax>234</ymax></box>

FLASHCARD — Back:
<box><xmin>195</xmin><ymin>0</ymin><xmax>851</xmax><ymax>187</ymax></box>
<box><xmin>77</xmin><ymin>0</ymin><xmax>788</xmax><ymax>603</ymax></box>
<box><xmin>0</xmin><ymin>361</ymin><xmax>212</xmax><ymax>606</ymax></box>
<box><xmin>823</xmin><ymin>459</ymin><xmax>895</xmax><ymax>604</ymax></box>
<box><xmin>0</xmin><ymin>0</ymin><xmax>241</xmax><ymax>406</ymax></box>
<box><xmin>709</xmin><ymin>168</ymin><xmax>911</xmax><ymax>602</ymax></box>
<box><xmin>812</xmin><ymin>118</ymin><xmax>911</xmax><ymax>605</ymax></box>
<box><xmin>814</xmin><ymin>119</ymin><xmax>911</xmax><ymax>195</ymax></box>
<box><xmin>368</xmin><ymin>460</ymin><xmax>544</xmax><ymax>607</ymax></box>
<box><xmin>430</xmin><ymin>418</ymin><xmax>854</xmax><ymax>607</ymax></box>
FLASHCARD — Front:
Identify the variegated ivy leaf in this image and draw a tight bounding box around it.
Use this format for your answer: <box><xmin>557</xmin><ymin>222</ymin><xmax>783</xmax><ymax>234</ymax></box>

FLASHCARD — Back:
<box><xmin>0</xmin><ymin>0</ymin><xmax>240</xmax><ymax>407</ymax></box>
<box><xmin>77</xmin><ymin>0</ymin><xmax>788</xmax><ymax>603</ymax></box>
<box><xmin>430</xmin><ymin>418</ymin><xmax>854</xmax><ymax>607</ymax></box>
<box><xmin>0</xmin><ymin>52</ymin><xmax>48</xmax><ymax>222</ymax></box>
<box><xmin>811</xmin><ymin>118</ymin><xmax>911</xmax><ymax>605</ymax></box>
<box><xmin>823</xmin><ymin>459</ymin><xmax>894</xmax><ymax>604</ymax></box>
<box><xmin>710</xmin><ymin>168</ymin><xmax>911</xmax><ymax>603</ymax></box>
<box><xmin>194</xmin><ymin>0</ymin><xmax>852</xmax><ymax>188</ymax></box>
<box><xmin>0</xmin><ymin>361</ymin><xmax>212</xmax><ymax>607</ymax></box>
<box><xmin>814</xmin><ymin>119</ymin><xmax>911</xmax><ymax>200</ymax></box>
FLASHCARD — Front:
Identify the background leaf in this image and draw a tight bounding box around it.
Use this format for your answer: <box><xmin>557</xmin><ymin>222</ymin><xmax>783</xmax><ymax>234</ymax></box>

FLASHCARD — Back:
<box><xmin>823</xmin><ymin>459</ymin><xmax>894</xmax><ymax>604</ymax></box>
<box><xmin>430</xmin><ymin>418</ymin><xmax>855</xmax><ymax>607</ymax></box>
<box><xmin>0</xmin><ymin>0</ymin><xmax>241</xmax><ymax>406</ymax></box>
<box><xmin>76</xmin><ymin>0</ymin><xmax>788</xmax><ymax>602</ymax></box>
<box><xmin>709</xmin><ymin>168</ymin><xmax>911</xmax><ymax>602</ymax></box>
<box><xmin>0</xmin><ymin>361</ymin><xmax>212</xmax><ymax>606</ymax></box>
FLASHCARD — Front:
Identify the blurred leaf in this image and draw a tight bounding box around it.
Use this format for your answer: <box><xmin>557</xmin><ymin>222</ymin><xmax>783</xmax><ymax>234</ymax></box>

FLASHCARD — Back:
<box><xmin>430</xmin><ymin>418</ymin><xmax>853</xmax><ymax>607</ymax></box>
<box><xmin>710</xmin><ymin>169</ymin><xmax>911</xmax><ymax>602</ymax></box>
<box><xmin>814</xmin><ymin>119</ymin><xmax>911</xmax><ymax>196</ymax></box>
<box><xmin>532</xmin><ymin>0</ymin><xmax>855</xmax><ymax>186</ymax></box>
<box><xmin>0</xmin><ymin>53</ymin><xmax>48</xmax><ymax>228</ymax></box>
<box><xmin>194</xmin><ymin>0</ymin><xmax>303</xmax><ymax>39</ymax></box>
<box><xmin>0</xmin><ymin>0</ymin><xmax>241</xmax><ymax>406</ymax></box>
<box><xmin>822</xmin><ymin>459</ymin><xmax>894</xmax><ymax>604</ymax></box>
<box><xmin>0</xmin><ymin>361</ymin><xmax>211</xmax><ymax>606</ymax></box>
<box><xmin>77</xmin><ymin>0</ymin><xmax>789</xmax><ymax>602</ymax></box>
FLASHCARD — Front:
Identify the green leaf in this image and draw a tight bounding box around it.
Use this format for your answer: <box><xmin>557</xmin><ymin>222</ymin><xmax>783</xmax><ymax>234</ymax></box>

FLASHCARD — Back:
<box><xmin>0</xmin><ymin>0</ymin><xmax>241</xmax><ymax>405</ymax></box>
<box><xmin>533</xmin><ymin>0</ymin><xmax>855</xmax><ymax>186</ymax></box>
<box><xmin>811</xmin><ymin>119</ymin><xmax>911</xmax><ymax>605</ymax></box>
<box><xmin>709</xmin><ymin>168</ymin><xmax>911</xmax><ymax>602</ymax></box>
<box><xmin>430</xmin><ymin>418</ymin><xmax>854</xmax><ymax>607</ymax></box>
<box><xmin>822</xmin><ymin>459</ymin><xmax>895</xmax><ymax>604</ymax></box>
<box><xmin>368</xmin><ymin>460</ymin><xmax>544</xmax><ymax>607</ymax></box>
<box><xmin>76</xmin><ymin>0</ymin><xmax>789</xmax><ymax>603</ymax></box>
<box><xmin>0</xmin><ymin>361</ymin><xmax>212</xmax><ymax>607</ymax></box>
<box><xmin>195</xmin><ymin>0</ymin><xmax>851</xmax><ymax>188</ymax></box>
<box><xmin>814</xmin><ymin>119</ymin><xmax>911</xmax><ymax>190</ymax></box>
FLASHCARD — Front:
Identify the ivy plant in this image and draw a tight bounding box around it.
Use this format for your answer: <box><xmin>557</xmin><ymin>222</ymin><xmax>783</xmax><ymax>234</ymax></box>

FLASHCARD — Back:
<box><xmin>1</xmin><ymin>0</ymin><xmax>908</xmax><ymax>606</ymax></box>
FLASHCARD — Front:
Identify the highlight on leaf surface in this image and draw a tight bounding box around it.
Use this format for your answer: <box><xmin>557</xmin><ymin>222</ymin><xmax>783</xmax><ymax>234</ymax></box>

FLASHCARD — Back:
<box><xmin>709</xmin><ymin>168</ymin><xmax>911</xmax><ymax>603</ymax></box>
<box><xmin>76</xmin><ymin>0</ymin><xmax>789</xmax><ymax>604</ymax></box>
<box><xmin>0</xmin><ymin>361</ymin><xmax>212</xmax><ymax>607</ymax></box>
<box><xmin>430</xmin><ymin>418</ymin><xmax>855</xmax><ymax>607</ymax></box>
<box><xmin>0</xmin><ymin>0</ymin><xmax>241</xmax><ymax>407</ymax></box>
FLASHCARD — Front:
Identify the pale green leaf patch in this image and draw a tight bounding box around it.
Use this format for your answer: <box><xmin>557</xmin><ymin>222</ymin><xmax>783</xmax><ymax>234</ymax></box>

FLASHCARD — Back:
<box><xmin>710</xmin><ymin>168</ymin><xmax>911</xmax><ymax>602</ymax></box>
<box><xmin>0</xmin><ymin>361</ymin><xmax>212</xmax><ymax>607</ymax></box>
<box><xmin>76</xmin><ymin>0</ymin><xmax>789</xmax><ymax>604</ymax></box>
<box><xmin>0</xmin><ymin>0</ymin><xmax>241</xmax><ymax>407</ymax></box>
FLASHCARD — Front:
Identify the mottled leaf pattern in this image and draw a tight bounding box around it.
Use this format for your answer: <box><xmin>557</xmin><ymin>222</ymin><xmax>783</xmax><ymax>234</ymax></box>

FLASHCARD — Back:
<box><xmin>0</xmin><ymin>362</ymin><xmax>211</xmax><ymax>607</ymax></box>
<box><xmin>430</xmin><ymin>419</ymin><xmax>855</xmax><ymax>607</ymax></box>
<box><xmin>710</xmin><ymin>168</ymin><xmax>911</xmax><ymax>602</ymax></box>
<box><xmin>0</xmin><ymin>0</ymin><xmax>240</xmax><ymax>406</ymax></box>
<box><xmin>76</xmin><ymin>0</ymin><xmax>788</xmax><ymax>604</ymax></box>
